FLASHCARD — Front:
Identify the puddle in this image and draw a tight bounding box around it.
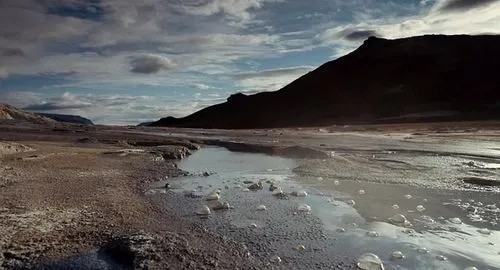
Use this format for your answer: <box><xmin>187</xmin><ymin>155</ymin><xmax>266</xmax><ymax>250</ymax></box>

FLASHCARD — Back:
<box><xmin>153</xmin><ymin>147</ymin><xmax>500</xmax><ymax>269</ymax></box>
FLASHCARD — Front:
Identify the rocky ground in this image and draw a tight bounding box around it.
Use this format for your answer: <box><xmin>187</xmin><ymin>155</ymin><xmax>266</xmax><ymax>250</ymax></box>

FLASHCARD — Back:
<box><xmin>0</xmin><ymin>120</ymin><xmax>499</xmax><ymax>269</ymax></box>
<box><xmin>0</xmin><ymin>121</ymin><xmax>263</xmax><ymax>269</ymax></box>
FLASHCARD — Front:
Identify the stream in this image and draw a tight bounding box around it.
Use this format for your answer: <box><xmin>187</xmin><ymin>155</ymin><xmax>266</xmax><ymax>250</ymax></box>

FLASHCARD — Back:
<box><xmin>154</xmin><ymin>146</ymin><xmax>500</xmax><ymax>269</ymax></box>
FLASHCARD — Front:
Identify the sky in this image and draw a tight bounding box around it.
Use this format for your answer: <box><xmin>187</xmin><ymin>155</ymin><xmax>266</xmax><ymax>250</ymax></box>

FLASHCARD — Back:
<box><xmin>0</xmin><ymin>0</ymin><xmax>499</xmax><ymax>125</ymax></box>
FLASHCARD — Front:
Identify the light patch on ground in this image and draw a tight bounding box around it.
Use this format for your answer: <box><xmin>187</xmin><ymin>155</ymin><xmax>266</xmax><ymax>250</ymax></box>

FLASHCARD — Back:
<box><xmin>0</xmin><ymin>142</ymin><xmax>34</xmax><ymax>157</ymax></box>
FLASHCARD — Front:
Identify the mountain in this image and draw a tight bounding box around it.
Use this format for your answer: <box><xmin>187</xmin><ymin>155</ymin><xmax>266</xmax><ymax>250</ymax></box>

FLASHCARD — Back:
<box><xmin>0</xmin><ymin>103</ymin><xmax>56</xmax><ymax>124</ymax></box>
<box><xmin>149</xmin><ymin>35</ymin><xmax>500</xmax><ymax>129</ymax></box>
<box><xmin>37</xmin><ymin>113</ymin><xmax>94</xmax><ymax>125</ymax></box>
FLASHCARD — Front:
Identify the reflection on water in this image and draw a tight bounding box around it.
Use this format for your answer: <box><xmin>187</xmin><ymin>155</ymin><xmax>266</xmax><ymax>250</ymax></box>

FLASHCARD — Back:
<box><xmin>166</xmin><ymin>147</ymin><xmax>500</xmax><ymax>269</ymax></box>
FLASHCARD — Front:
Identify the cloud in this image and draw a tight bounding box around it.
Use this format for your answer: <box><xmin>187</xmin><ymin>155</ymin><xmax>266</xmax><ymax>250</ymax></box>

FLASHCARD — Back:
<box><xmin>233</xmin><ymin>66</ymin><xmax>314</xmax><ymax>92</ymax></box>
<box><xmin>233</xmin><ymin>66</ymin><xmax>314</xmax><ymax>80</ymax></box>
<box><xmin>1</xmin><ymin>0</ymin><xmax>499</xmax><ymax>124</ymax></box>
<box><xmin>129</xmin><ymin>54</ymin><xmax>176</xmax><ymax>74</ymax></box>
<box><xmin>23</xmin><ymin>92</ymin><xmax>93</xmax><ymax>111</ymax></box>
<box><xmin>437</xmin><ymin>0</ymin><xmax>499</xmax><ymax>12</ymax></box>
<box><xmin>178</xmin><ymin>0</ymin><xmax>283</xmax><ymax>23</ymax></box>
<box><xmin>343</xmin><ymin>29</ymin><xmax>379</xmax><ymax>41</ymax></box>
<box><xmin>1</xmin><ymin>48</ymin><xmax>26</xmax><ymax>58</ymax></box>
<box><xmin>0</xmin><ymin>68</ymin><xmax>8</xmax><ymax>79</ymax></box>
<box><xmin>319</xmin><ymin>0</ymin><xmax>500</xmax><ymax>57</ymax></box>
<box><xmin>192</xmin><ymin>83</ymin><xmax>212</xmax><ymax>90</ymax></box>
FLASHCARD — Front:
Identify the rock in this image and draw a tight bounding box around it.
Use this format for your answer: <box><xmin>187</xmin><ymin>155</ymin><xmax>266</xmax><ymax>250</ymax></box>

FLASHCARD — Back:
<box><xmin>196</xmin><ymin>205</ymin><xmax>211</xmax><ymax>215</ymax></box>
<box><xmin>392</xmin><ymin>204</ymin><xmax>400</xmax><ymax>210</ymax></box>
<box><xmin>270</xmin><ymin>255</ymin><xmax>282</xmax><ymax>263</ymax></box>
<box><xmin>391</xmin><ymin>251</ymin><xmax>404</xmax><ymax>260</ymax></box>
<box><xmin>477</xmin><ymin>228</ymin><xmax>491</xmax><ymax>235</ymax></box>
<box><xmin>164</xmin><ymin>183</ymin><xmax>171</xmax><ymax>189</ymax></box>
<box><xmin>449</xmin><ymin>217</ymin><xmax>462</xmax><ymax>224</ymax></box>
<box><xmin>358</xmin><ymin>189</ymin><xmax>366</xmax><ymax>195</ymax></box>
<box><xmin>248</xmin><ymin>181</ymin><xmax>263</xmax><ymax>191</ymax></box>
<box><xmin>357</xmin><ymin>253</ymin><xmax>384</xmax><ymax>270</ymax></box>
<box><xmin>291</xmin><ymin>190</ymin><xmax>308</xmax><ymax>197</ymax></box>
<box><xmin>389</xmin><ymin>214</ymin><xmax>407</xmax><ymax>224</ymax></box>
<box><xmin>485</xmin><ymin>204</ymin><xmax>498</xmax><ymax>210</ymax></box>
<box><xmin>256</xmin><ymin>205</ymin><xmax>267</xmax><ymax>211</ymax></box>
<box><xmin>100</xmin><ymin>233</ymin><xmax>159</xmax><ymax>269</ymax></box>
<box><xmin>462</xmin><ymin>177</ymin><xmax>500</xmax><ymax>187</ymax></box>
<box><xmin>153</xmin><ymin>146</ymin><xmax>191</xmax><ymax>160</ymax></box>
<box><xmin>416</xmin><ymin>205</ymin><xmax>426</xmax><ymax>212</ymax></box>
<box><xmin>272</xmin><ymin>188</ymin><xmax>288</xmax><ymax>199</ymax></box>
<box><xmin>417</xmin><ymin>247</ymin><xmax>429</xmax><ymax>254</ymax></box>
<box><xmin>206</xmin><ymin>192</ymin><xmax>220</xmax><ymax>201</ymax></box>
<box><xmin>435</xmin><ymin>255</ymin><xmax>447</xmax><ymax>261</ymax></box>
<box><xmin>404</xmin><ymin>194</ymin><xmax>413</xmax><ymax>199</ymax></box>
<box><xmin>211</xmin><ymin>200</ymin><xmax>231</xmax><ymax>211</ymax></box>
<box><xmin>269</xmin><ymin>184</ymin><xmax>279</xmax><ymax>191</ymax></box>
<box><xmin>366</xmin><ymin>231</ymin><xmax>380</xmax><ymax>238</ymax></box>
<box><xmin>294</xmin><ymin>245</ymin><xmax>306</xmax><ymax>251</ymax></box>
<box><xmin>297</xmin><ymin>204</ymin><xmax>311</xmax><ymax>213</ymax></box>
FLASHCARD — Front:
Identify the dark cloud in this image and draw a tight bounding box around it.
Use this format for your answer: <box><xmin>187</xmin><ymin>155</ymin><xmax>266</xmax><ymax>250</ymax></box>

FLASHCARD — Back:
<box><xmin>129</xmin><ymin>55</ymin><xmax>175</xmax><ymax>74</ymax></box>
<box><xmin>343</xmin><ymin>30</ymin><xmax>379</xmax><ymax>41</ymax></box>
<box><xmin>438</xmin><ymin>0</ymin><xmax>499</xmax><ymax>12</ymax></box>
<box><xmin>24</xmin><ymin>102</ymin><xmax>92</xmax><ymax>111</ymax></box>
<box><xmin>1</xmin><ymin>48</ymin><xmax>25</xmax><ymax>57</ymax></box>
<box><xmin>45</xmin><ymin>0</ymin><xmax>105</xmax><ymax>21</ymax></box>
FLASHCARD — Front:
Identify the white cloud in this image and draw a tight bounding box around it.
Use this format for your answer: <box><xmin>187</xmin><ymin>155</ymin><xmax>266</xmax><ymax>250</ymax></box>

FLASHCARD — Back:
<box><xmin>192</xmin><ymin>83</ymin><xmax>212</xmax><ymax>90</ymax></box>
<box><xmin>178</xmin><ymin>0</ymin><xmax>283</xmax><ymax>23</ymax></box>
<box><xmin>233</xmin><ymin>66</ymin><xmax>314</xmax><ymax>92</ymax></box>
<box><xmin>320</xmin><ymin>0</ymin><xmax>500</xmax><ymax>52</ymax></box>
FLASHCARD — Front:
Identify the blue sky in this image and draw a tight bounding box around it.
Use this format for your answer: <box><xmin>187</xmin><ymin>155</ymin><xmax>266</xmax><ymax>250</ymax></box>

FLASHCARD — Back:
<box><xmin>0</xmin><ymin>0</ymin><xmax>499</xmax><ymax>124</ymax></box>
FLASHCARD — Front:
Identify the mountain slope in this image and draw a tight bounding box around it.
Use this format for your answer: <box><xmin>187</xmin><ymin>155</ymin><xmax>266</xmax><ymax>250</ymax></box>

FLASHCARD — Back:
<box><xmin>0</xmin><ymin>103</ymin><xmax>57</xmax><ymax>124</ymax></box>
<box><xmin>37</xmin><ymin>113</ymin><xmax>94</xmax><ymax>125</ymax></box>
<box><xmin>150</xmin><ymin>35</ymin><xmax>500</xmax><ymax>129</ymax></box>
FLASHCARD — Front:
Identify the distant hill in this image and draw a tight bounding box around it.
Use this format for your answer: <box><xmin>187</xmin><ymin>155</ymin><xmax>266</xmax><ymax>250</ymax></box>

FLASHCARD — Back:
<box><xmin>37</xmin><ymin>113</ymin><xmax>94</xmax><ymax>125</ymax></box>
<box><xmin>149</xmin><ymin>35</ymin><xmax>500</xmax><ymax>129</ymax></box>
<box><xmin>0</xmin><ymin>103</ymin><xmax>56</xmax><ymax>124</ymax></box>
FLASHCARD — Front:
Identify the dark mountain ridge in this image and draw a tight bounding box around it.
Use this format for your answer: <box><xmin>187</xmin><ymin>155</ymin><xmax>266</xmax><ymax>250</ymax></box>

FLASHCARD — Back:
<box><xmin>150</xmin><ymin>34</ymin><xmax>500</xmax><ymax>129</ymax></box>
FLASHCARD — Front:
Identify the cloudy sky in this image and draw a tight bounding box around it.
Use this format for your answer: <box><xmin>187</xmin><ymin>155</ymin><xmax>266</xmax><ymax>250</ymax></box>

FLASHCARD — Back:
<box><xmin>0</xmin><ymin>0</ymin><xmax>499</xmax><ymax>124</ymax></box>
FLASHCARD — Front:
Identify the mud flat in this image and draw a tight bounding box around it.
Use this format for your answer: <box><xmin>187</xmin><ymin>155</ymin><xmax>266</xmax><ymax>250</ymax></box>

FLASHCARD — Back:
<box><xmin>0</xmin><ymin>121</ymin><xmax>499</xmax><ymax>269</ymax></box>
<box><xmin>0</xmin><ymin>124</ymin><xmax>261</xmax><ymax>269</ymax></box>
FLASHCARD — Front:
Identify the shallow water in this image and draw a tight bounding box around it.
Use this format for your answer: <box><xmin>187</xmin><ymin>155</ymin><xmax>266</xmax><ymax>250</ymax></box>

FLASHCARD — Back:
<box><xmin>160</xmin><ymin>147</ymin><xmax>500</xmax><ymax>269</ymax></box>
